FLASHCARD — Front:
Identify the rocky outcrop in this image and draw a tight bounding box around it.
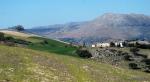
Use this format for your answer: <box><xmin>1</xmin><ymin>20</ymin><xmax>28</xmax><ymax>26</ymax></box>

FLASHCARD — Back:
<box><xmin>89</xmin><ymin>48</ymin><xmax>150</xmax><ymax>73</ymax></box>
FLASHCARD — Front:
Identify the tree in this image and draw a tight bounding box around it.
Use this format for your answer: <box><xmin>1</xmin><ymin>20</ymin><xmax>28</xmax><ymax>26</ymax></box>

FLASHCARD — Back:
<box><xmin>82</xmin><ymin>41</ymin><xmax>86</xmax><ymax>47</ymax></box>
<box><xmin>110</xmin><ymin>42</ymin><xmax>115</xmax><ymax>47</ymax></box>
<box><xmin>0</xmin><ymin>32</ymin><xmax>5</xmax><ymax>41</ymax></box>
<box><xmin>11</xmin><ymin>25</ymin><xmax>25</xmax><ymax>31</ymax></box>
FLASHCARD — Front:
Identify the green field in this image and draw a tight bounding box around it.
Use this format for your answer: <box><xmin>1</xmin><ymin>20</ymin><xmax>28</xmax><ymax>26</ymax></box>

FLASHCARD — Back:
<box><xmin>27</xmin><ymin>37</ymin><xmax>77</xmax><ymax>56</ymax></box>
<box><xmin>0</xmin><ymin>33</ymin><xmax>150</xmax><ymax>82</ymax></box>
<box><xmin>4</xmin><ymin>34</ymin><xmax>78</xmax><ymax>56</ymax></box>
<box><xmin>1</xmin><ymin>45</ymin><xmax>150</xmax><ymax>82</ymax></box>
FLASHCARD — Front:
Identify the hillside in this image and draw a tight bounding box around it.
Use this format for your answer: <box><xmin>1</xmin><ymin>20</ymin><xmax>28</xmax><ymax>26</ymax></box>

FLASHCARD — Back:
<box><xmin>0</xmin><ymin>30</ymin><xmax>77</xmax><ymax>56</ymax></box>
<box><xmin>1</xmin><ymin>44</ymin><xmax>150</xmax><ymax>82</ymax></box>
<box><xmin>0</xmin><ymin>30</ymin><xmax>38</xmax><ymax>38</ymax></box>
<box><xmin>28</xmin><ymin>13</ymin><xmax>150</xmax><ymax>44</ymax></box>
<box><xmin>1</xmin><ymin>31</ymin><xmax>150</xmax><ymax>82</ymax></box>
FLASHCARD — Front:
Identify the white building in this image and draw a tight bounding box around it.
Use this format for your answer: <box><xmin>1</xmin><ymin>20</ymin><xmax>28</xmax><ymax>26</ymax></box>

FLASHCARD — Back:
<box><xmin>91</xmin><ymin>44</ymin><xmax>96</xmax><ymax>48</ymax></box>
<box><xmin>115</xmin><ymin>41</ymin><xmax>124</xmax><ymax>47</ymax></box>
<box><xmin>92</xmin><ymin>42</ymin><xmax>110</xmax><ymax>48</ymax></box>
<box><xmin>91</xmin><ymin>41</ymin><xmax>125</xmax><ymax>48</ymax></box>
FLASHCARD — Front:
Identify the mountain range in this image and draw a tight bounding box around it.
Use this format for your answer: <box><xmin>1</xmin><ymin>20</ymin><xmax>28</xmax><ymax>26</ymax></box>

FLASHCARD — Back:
<box><xmin>28</xmin><ymin>13</ymin><xmax>150</xmax><ymax>44</ymax></box>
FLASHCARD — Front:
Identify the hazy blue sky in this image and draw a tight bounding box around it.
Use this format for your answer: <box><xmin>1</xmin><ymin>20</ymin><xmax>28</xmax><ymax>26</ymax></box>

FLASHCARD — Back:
<box><xmin>0</xmin><ymin>0</ymin><xmax>150</xmax><ymax>28</ymax></box>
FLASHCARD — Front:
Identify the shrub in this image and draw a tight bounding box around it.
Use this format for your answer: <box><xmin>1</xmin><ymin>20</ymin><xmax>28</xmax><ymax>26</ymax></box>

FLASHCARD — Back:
<box><xmin>14</xmin><ymin>39</ymin><xmax>31</xmax><ymax>45</ymax></box>
<box><xmin>127</xmin><ymin>43</ymin><xmax>135</xmax><ymax>47</ymax></box>
<box><xmin>130</xmin><ymin>47</ymin><xmax>139</xmax><ymax>54</ymax></box>
<box><xmin>137</xmin><ymin>44</ymin><xmax>150</xmax><ymax>49</ymax></box>
<box><xmin>40</xmin><ymin>40</ymin><xmax>48</xmax><ymax>45</ymax></box>
<box><xmin>141</xmin><ymin>59</ymin><xmax>150</xmax><ymax>65</ymax></box>
<box><xmin>76</xmin><ymin>48</ymin><xmax>92</xmax><ymax>58</ymax></box>
<box><xmin>129</xmin><ymin>63</ymin><xmax>140</xmax><ymax>69</ymax></box>
<box><xmin>144</xmin><ymin>67</ymin><xmax>150</xmax><ymax>73</ymax></box>
<box><xmin>5</xmin><ymin>36</ymin><xmax>15</xmax><ymax>42</ymax></box>
<box><xmin>144</xmin><ymin>70</ymin><xmax>150</xmax><ymax>73</ymax></box>
<box><xmin>124</xmin><ymin>54</ymin><xmax>133</xmax><ymax>61</ymax></box>
<box><xmin>134</xmin><ymin>53</ymin><xmax>148</xmax><ymax>58</ymax></box>
<box><xmin>43</xmin><ymin>40</ymin><xmax>48</xmax><ymax>44</ymax></box>
<box><xmin>4</xmin><ymin>36</ymin><xmax>31</xmax><ymax>45</ymax></box>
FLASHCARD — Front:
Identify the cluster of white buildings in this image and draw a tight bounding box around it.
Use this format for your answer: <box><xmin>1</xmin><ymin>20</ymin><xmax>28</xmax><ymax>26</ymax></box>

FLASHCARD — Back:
<box><xmin>91</xmin><ymin>41</ymin><xmax>124</xmax><ymax>48</ymax></box>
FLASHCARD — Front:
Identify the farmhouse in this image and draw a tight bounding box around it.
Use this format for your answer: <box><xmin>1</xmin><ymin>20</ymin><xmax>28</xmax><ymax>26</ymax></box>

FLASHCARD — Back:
<box><xmin>91</xmin><ymin>41</ymin><xmax>126</xmax><ymax>48</ymax></box>
<box><xmin>92</xmin><ymin>42</ymin><xmax>110</xmax><ymax>48</ymax></box>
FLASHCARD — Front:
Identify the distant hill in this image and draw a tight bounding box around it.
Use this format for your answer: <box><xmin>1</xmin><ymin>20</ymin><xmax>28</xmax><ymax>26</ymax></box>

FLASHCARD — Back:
<box><xmin>28</xmin><ymin>13</ymin><xmax>150</xmax><ymax>44</ymax></box>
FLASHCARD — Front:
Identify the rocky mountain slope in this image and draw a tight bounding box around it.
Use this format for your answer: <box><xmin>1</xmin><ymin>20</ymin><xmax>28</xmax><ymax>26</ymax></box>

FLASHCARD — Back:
<box><xmin>28</xmin><ymin>13</ymin><xmax>150</xmax><ymax>44</ymax></box>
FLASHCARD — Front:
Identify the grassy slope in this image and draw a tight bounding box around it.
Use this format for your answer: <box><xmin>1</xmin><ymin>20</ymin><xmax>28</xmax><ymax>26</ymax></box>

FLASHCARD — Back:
<box><xmin>4</xmin><ymin>34</ymin><xmax>77</xmax><ymax>56</ymax></box>
<box><xmin>1</xmin><ymin>32</ymin><xmax>150</xmax><ymax>82</ymax></box>
<box><xmin>0</xmin><ymin>45</ymin><xmax>150</xmax><ymax>82</ymax></box>
<box><xmin>27</xmin><ymin>37</ymin><xmax>77</xmax><ymax>56</ymax></box>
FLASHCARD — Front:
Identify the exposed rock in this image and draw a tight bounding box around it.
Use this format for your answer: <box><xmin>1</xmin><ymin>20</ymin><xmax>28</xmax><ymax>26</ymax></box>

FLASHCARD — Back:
<box><xmin>28</xmin><ymin>13</ymin><xmax>150</xmax><ymax>44</ymax></box>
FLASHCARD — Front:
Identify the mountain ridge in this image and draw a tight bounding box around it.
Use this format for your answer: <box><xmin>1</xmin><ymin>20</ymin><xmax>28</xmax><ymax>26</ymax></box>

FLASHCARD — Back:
<box><xmin>28</xmin><ymin>13</ymin><xmax>150</xmax><ymax>44</ymax></box>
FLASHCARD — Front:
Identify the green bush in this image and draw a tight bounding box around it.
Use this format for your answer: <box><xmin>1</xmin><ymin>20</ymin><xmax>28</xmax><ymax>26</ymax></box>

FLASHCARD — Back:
<box><xmin>76</xmin><ymin>48</ymin><xmax>92</xmax><ymax>58</ymax></box>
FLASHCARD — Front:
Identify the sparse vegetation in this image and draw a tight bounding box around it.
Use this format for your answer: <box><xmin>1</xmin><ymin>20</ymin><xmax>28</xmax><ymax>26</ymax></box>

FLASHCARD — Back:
<box><xmin>129</xmin><ymin>63</ymin><xmax>140</xmax><ymax>69</ymax></box>
<box><xmin>137</xmin><ymin>44</ymin><xmax>150</xmax><ymax>49</ymax></box>
<box><xmin>130</xmin><ymin>47</ymin><xmax>139</xmax><ymax>54</ymax></box>
<box><xmin>0</xmin><ymin>33</ymin><xmax>31</xmax><ymax>46</ymax></box>
<box><xmin>124</xmin><ymin>54</ymin><xmax>133</xmax><ymax>61</ymax></box>
<box><xmin>89</xmin><ymin>47</ymin><xmax>150</xmax><ymax>73</ymax></box>
<box><xmin>1</xmin><ymin>31</ymin><xmax>150</xmax><ymax>82</ymax></box>
<box><xmin>0</xmin><ymin>45</ymin><xmax>150</xmax><ymax>82</ymax></box>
